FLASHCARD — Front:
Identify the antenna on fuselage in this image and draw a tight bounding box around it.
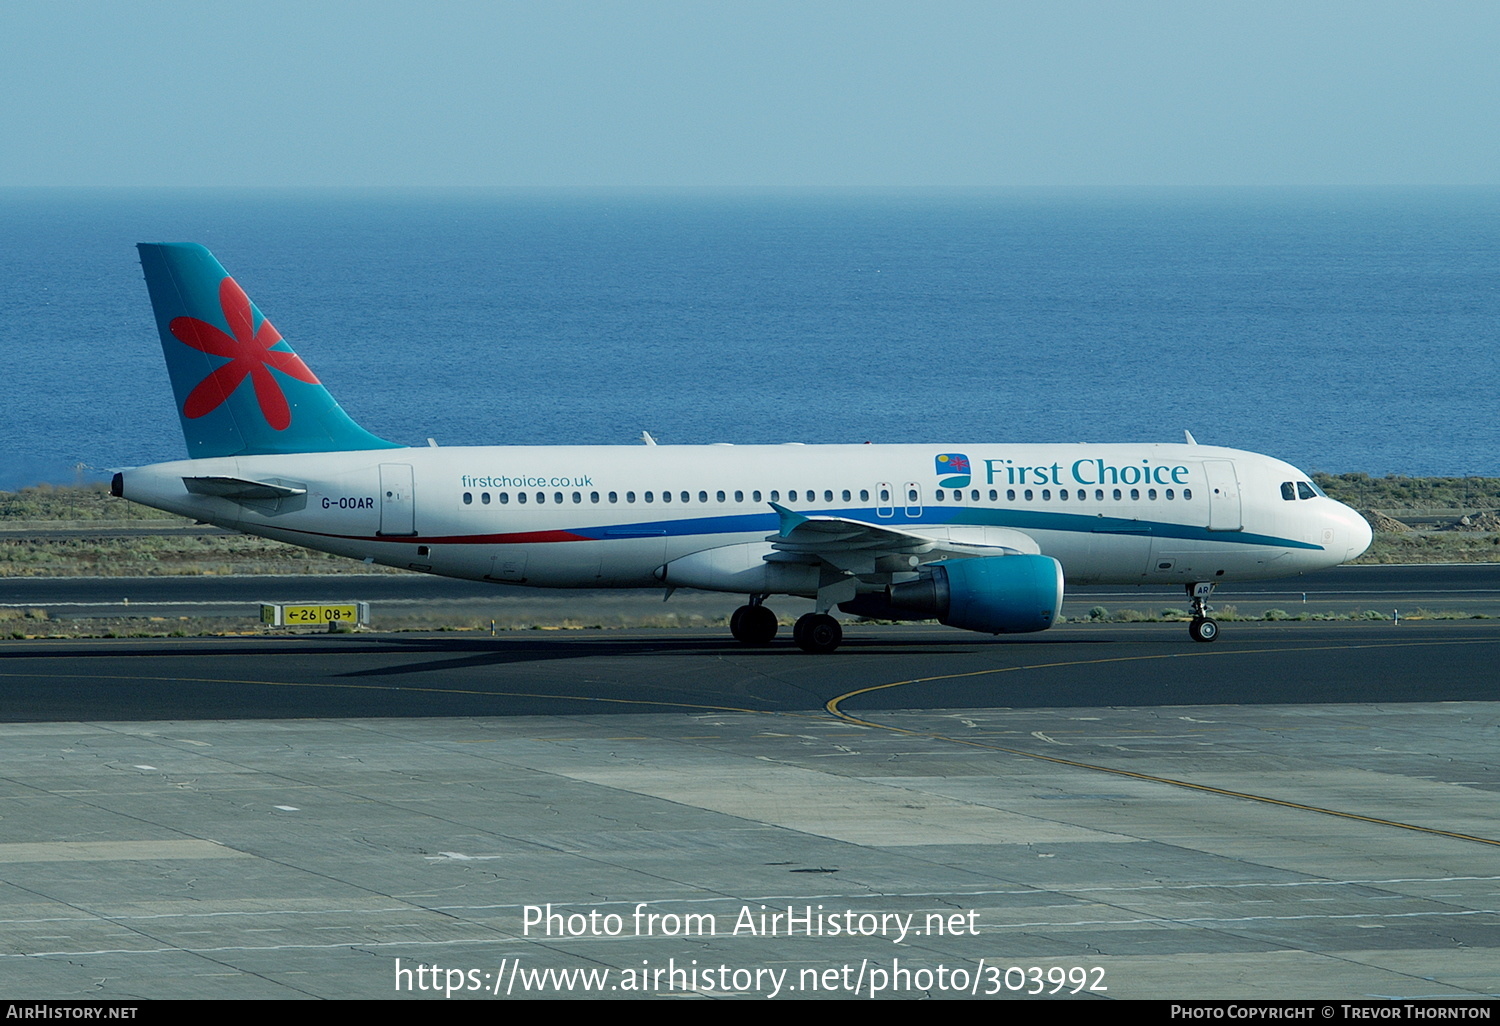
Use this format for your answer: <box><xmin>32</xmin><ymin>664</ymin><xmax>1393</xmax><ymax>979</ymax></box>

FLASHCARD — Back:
<box><xmin>1184</xmin><ymin>430</ymin><xmax>1199</xmax><ymax>445</ymax></box>
<box><xmin>641</xmin><ymin>431</ymin><xmax>658</xmax><ymax>446</ymax></box>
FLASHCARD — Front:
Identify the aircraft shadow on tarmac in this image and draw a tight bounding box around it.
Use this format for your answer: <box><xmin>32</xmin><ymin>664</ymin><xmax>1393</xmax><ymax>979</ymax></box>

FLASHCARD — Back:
<box><xmin>2</xmin><ymin>622</ymin><xmax>1496</xmax><ymax>721</ymax></box>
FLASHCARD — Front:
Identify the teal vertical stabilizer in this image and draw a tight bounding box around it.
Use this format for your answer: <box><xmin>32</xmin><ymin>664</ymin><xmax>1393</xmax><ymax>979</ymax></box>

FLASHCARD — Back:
<box><xmin>137</xmin><ymin>242</ymin><xmax>402</xmax><ymax>458</ymax></box>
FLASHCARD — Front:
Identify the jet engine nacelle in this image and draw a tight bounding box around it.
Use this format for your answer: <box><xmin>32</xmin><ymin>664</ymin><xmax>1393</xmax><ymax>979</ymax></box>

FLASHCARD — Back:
<box><xmin>839</xmin><ymin>554</ymin><xmax>1064</xmax><ymax>634</ymax></box>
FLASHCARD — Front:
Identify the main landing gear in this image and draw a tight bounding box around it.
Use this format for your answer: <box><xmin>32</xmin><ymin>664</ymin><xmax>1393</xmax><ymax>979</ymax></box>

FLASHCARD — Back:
<box><xmin>792</xmin><ymin>612</ymin><xmax>842</xmax><ymax>654</ymax></box>
<box><xmin>729</xmin><ymin>596</ymin><xmax>778</xmax><ymax>645</ymax></box>
<box><xmin>729</xmin><ymin>597</ymin><xmax>843</xmax><ymax>653</ymax></box>
<box><xmin>1187</xmin><ymin>582</ymin><xmax>1218</xmax><ymax>643</ymax></box>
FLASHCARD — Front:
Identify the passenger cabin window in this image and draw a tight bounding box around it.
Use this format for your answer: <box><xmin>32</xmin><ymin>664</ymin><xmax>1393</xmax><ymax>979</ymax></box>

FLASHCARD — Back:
<box><xmin>463</xmin><ymin>492</ymin><xmax>473</xmax><ymax>505</ymax></box>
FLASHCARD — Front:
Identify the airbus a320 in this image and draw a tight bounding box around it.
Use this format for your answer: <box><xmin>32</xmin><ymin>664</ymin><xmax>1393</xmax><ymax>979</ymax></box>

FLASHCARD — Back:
<box><xmin>113</xmin><ymin>243</ymin><xmax>1373</xmax><ymax>652</ymax></box>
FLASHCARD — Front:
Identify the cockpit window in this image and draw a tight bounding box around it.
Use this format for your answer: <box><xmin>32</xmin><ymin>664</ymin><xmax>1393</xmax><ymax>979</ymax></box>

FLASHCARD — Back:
<box><xmin>1296</xmin><ymin>481</ymin><xmax>1319</xmax><ymax>500</ymax></box>
<box><xmin>1281</xmin><ymin>482</ymin><xmax>1297</xmax><ymax>501</ymax></box>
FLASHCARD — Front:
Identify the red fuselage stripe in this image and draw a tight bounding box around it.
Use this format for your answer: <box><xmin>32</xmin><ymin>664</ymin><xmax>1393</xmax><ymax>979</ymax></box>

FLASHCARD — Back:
<box><xmin>275</xmin><ymin>527</ymin><xmax>590</xmax><ymax>545</ymax></box>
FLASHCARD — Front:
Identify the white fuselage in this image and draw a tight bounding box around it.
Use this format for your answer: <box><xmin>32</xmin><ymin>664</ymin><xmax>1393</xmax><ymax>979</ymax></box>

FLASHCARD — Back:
<box><xmin>118</xmin><ymin>441</ymin><xmax>1372</xmax><ymax>597</ymax></box>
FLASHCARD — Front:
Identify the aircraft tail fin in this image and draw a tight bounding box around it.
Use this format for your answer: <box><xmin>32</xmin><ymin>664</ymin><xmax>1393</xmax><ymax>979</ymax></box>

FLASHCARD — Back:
<box><xmin>136</xmin><ymin>243</ymin><xmax>401</xmax><ymax>458</ymax></box>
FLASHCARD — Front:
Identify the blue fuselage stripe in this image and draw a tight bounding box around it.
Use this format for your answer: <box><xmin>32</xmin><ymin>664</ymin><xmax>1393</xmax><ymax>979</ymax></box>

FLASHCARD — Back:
<box><xmin>556</xmin><ymin>507</ymin><xmax>1319</xmax><ymax>550</ymax></box>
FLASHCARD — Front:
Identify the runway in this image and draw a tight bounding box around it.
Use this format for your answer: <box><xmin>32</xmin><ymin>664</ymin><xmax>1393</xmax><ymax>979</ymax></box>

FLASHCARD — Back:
<box><xmin>2</xmin><ymin>619</ymin><xmax>1499</xmax><ymax>1000</ymax></box>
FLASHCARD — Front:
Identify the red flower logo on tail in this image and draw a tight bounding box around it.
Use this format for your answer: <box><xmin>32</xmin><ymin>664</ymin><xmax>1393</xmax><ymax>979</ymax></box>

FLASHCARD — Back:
<box><xmin>170</xmin><ymin>277</ymin><xmax>319</xmax><ymax>431</ymax></box>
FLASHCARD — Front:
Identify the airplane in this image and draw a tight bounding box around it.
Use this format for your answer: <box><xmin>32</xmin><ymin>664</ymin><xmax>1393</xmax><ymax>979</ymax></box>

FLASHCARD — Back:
<box><xmin>112</xmin><ymin>243</ymin><xmax>1374</xmax><ymax>653</ymax></box>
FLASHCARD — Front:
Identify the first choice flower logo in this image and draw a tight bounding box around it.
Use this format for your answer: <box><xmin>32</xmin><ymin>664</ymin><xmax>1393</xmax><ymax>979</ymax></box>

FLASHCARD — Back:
<box><xmin>935</xmin><ymin>452</ymin><xmax>971</xmax><ymax>488</ymax></box>
<box><xmin>170</xmin><ymin>276</ymin><xmax>320</xmax><ymax>431</ymax></box>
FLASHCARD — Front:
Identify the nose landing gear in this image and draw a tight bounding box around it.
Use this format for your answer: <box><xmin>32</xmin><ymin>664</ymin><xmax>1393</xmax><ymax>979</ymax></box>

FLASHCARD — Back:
<box><xmin>1187</xmin><ymin>582</ymin><xmax>1218</xmax><ymax>643</ymax></box>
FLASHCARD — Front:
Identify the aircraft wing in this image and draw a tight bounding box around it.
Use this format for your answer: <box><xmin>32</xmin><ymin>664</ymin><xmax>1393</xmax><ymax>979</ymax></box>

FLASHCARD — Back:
<box><xmin>764</xmin><ymin>502</ymin><xmax>1037</xmax><ymax>576</ymax></box>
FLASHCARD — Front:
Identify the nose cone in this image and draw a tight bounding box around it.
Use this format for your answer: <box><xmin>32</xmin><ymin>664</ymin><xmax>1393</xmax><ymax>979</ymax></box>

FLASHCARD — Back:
<box><xmin>1340</xmin><ymin>504</ymin><xmax>1374</xmax><ymax>562</ymax></box>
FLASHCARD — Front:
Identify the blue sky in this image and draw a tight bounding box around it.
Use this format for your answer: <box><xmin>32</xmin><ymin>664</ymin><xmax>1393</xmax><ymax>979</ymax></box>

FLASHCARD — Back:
<box><xmin>3</xmin><ymin>0</ymin><xmax>1498</xmax><ymax>188</ymax></box>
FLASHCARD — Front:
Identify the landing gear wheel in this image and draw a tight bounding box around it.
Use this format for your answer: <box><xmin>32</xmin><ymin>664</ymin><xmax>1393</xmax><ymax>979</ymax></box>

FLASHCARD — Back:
<box><xmin>793</xmin><ymin>613</ymin><xmax>843</xmax><ymax>654</ymax></box>
<box><xmin>731</xmin><ymin>604</ymin><xmax>778</xmax><ymax>645</ymax></box>
<box><xmin>1186</xmin><ymin>583</ymin><xmax>1218</xmax><ymax>642</ymax></box>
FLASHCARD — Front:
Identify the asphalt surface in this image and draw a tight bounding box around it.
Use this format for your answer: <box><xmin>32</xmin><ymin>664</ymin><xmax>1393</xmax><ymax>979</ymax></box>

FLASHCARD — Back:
<box><xmin>3</xmin><ymin>617</ymin><xmax>1499</xmax><ymax>1000</ymax></box>
<box><xmin>1</xmin><ymin>620</ymin><xmax>1497</xmax><ymax>721</ymax></box>
<box><xmin>5</xmin><ymin>563</ymin><xmax>1499</xmax><ymax>622</ymax></box>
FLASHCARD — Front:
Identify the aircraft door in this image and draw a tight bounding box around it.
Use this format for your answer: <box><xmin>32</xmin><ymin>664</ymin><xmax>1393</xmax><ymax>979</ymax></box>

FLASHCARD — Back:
<box><xmin>903</xmin><ymin>481</ymin><xmax>923</xmax><ymax>519</ymax></box>
<box><xmin>378</xmin><ymin>463</ymin><xmax>417</xmax><ymax>536</ymax></box>
<box><xmin>876</xmin><ymin>482</ymin><xmax>894</xmax><ymax>518</ymax></box>
<box><xmin>1203</xmin><ymin>460</ymin><xmax>1242</xmax><ymax>531</ymax></box>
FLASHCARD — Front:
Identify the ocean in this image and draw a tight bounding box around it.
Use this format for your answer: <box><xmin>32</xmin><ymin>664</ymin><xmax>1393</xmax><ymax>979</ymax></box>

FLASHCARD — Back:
<box><xmin>2</xmin><ymin>188</ymin><xmax>1496</xmax><ymax>491</ymax></box>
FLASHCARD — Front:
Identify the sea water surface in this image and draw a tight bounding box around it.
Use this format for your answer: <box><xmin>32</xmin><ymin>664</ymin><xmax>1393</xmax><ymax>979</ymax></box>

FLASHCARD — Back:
<box><xmin>1</xmin><ymin>188</ymin><xmax>1496</xmax><ymax>491</ymax></box>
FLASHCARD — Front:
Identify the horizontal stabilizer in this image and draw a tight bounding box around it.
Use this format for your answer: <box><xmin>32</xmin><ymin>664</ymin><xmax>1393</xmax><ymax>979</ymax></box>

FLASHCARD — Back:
<box><xmin>182</xmin><ymin>476</ymin><xmax>308</xmax><ymax>501</ymax></box>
